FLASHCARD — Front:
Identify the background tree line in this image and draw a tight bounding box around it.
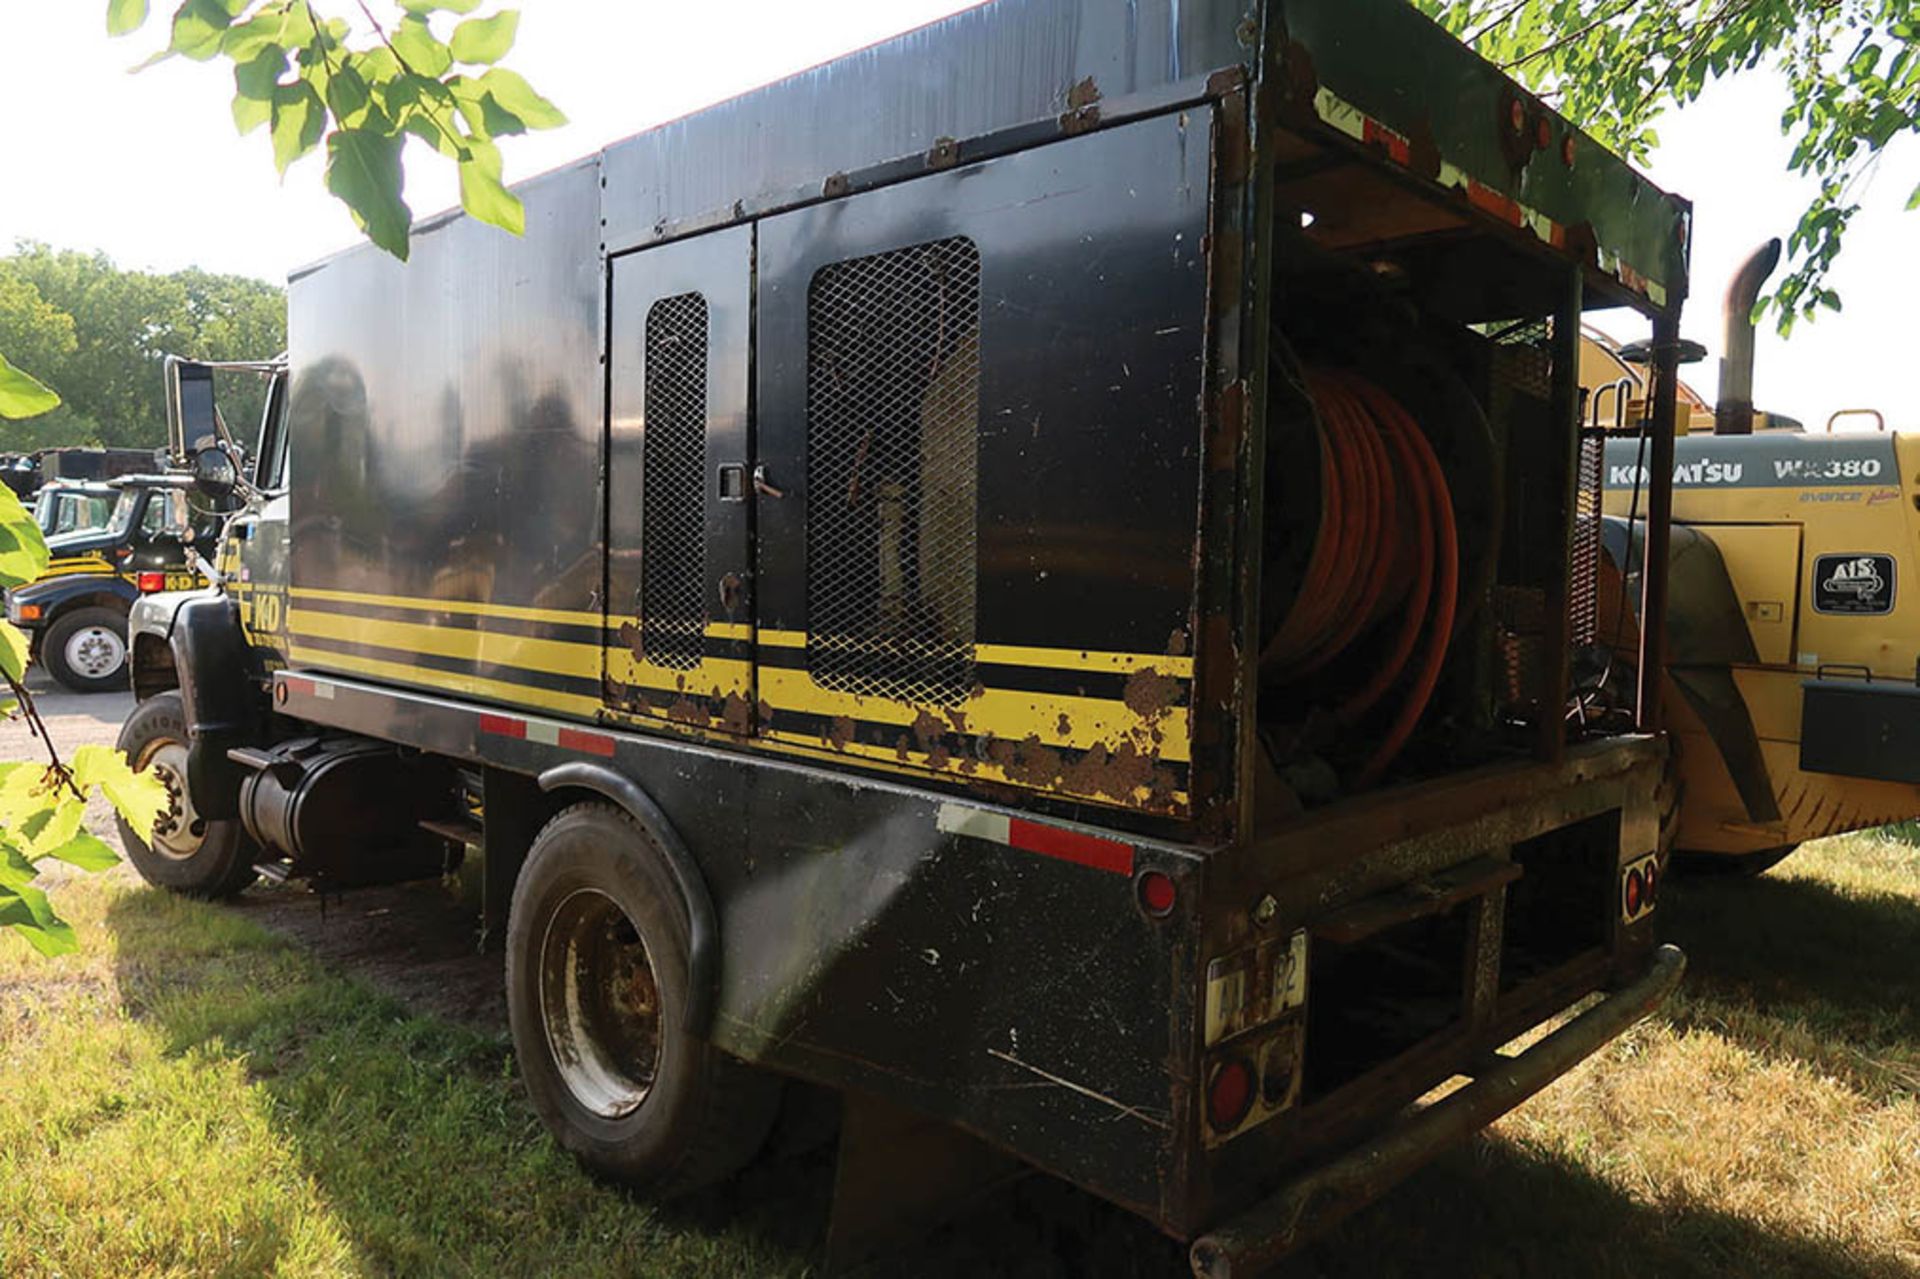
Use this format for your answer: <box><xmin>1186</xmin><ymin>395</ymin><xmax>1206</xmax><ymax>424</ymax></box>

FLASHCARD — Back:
<box><xmin>0</xmin><ymin>242</ymin><xmax>285</xmax><ymax>454</ymax></box>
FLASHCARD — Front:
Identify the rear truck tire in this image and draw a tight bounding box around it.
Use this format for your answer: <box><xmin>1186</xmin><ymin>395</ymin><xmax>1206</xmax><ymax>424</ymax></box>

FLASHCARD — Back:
<box><xmin>1675</xmin><ymin>844</ymin><xmax>1799</xmax><ymax>878</ymax></box>
<box><xmin>43</xmin><ymin>604</ymin><xmax>130</xmax><ymax>693</ymax></box>
<box><xmin>507</xmin><ymin>801</ymin><xmax>780</xmax><ymax>1196</ymax></box>
<box><xmin>114</xmin><ymin>692</ymin><xmax>259</xmax><ymax>898</ymax></box>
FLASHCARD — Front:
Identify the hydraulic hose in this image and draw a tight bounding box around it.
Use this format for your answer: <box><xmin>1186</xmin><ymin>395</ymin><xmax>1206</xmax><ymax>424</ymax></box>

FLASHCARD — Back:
<box><xmin>1264</xmin><ymin>368</ymin><xmax>1460</xmax><ymax>788</ymax></box>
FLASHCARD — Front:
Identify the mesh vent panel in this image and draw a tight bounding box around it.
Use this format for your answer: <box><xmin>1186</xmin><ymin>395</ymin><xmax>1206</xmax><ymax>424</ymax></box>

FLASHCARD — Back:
<box><xmin>806</xmin><ymin>236</ymin><xmax>980</xmax><ymax>704</ymax></box>
<box><xmin>641</xmin><ymin>292</ymin><xmax>709</xmax><ymax>669</ymax></box>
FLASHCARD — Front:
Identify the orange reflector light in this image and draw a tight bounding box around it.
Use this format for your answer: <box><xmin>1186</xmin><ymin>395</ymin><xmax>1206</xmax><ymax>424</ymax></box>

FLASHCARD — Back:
<box><xmin>1208</xmin><ymin>1059</ymin><xmax>1254</xmax><ymax>1132</ymax></box>
<box><xmin>1138</xmin><ymin>870</ymin><xmax>1177</xmax><ymax>917</ymax></box>
<box><xmin>1624</xmin><ymin>868</ymin><xmax>1644</xmax><ymax>916</ymax></box>
<box><xmin>136</xmin><ymin>571</ymin><xmax>166</xmax><ymax>593</ymax></box>
<box><xmin>15</xmin><ymin>603</ymin><xmax>40</xmax><ymax>621</ymax></box>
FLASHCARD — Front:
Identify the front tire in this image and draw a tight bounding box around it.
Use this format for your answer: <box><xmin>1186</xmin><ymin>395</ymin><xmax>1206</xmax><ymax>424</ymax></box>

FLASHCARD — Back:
<box><xmin>115</xmin><ymin>692</ymin><xmax>259</xmax><ymax>897</ymax></box>
<box><xmin>44</xmin><ymin>605</ymin><xmax>130</xmax><ymax>693</ymax></box>
<box><xmin>507</xmin><ymin>801</ymin><xmax>780</xmax><ymax>1196</ymax></box>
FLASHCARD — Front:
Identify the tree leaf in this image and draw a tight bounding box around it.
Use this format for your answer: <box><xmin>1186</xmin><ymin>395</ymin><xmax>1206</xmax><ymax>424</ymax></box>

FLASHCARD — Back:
<box><xmin>392</xmin><ymin>14</ymin><xmax>453</xmax><ymax>78</ymax></box>
<box><xmin>0</xmin><ymin>620</ymin><xmax>29</xmax><ymax>683</ymax></box>
<box><xmin>231</xmin><ymin>46</ymin><xmax>286</xmax><ymax>135</ymax></box>
<box><xmin>0</xmin><ymin>838</ymin><xmax>38</xmax><ymax>891</ymax></box>
<box><xmin>474</xmin><ymin>67</ymin><xmax>564</xmax><ymax>130</ymax></box>
<box><xmin>71</xmin><ymin>744</ymin><xmax>169</xmax><ymax>840</ymax></box>
<box><xmin>24</xmin><ymin>794</ymin><xmax>85</xmax><ymax>858</ymax></box>
<box><xmin>43</xmin><ymin>830</ymin><xmax>121</xmax><ymax>873</ymax></box>
<box><xmin>0</xmin><ymin>353</ymin><xmax>60</xmax><ymax>419</ymax></box>
<box><xmin>169</xmin><ymin>0</ymin><xmax>234</xmax><ymax>61</ymax></box>
<box><xmin>458</xmin><ymin>138</ymin><xmax>524</xmax><ymax>235</ymax></box>
<box><xmin>0</xmin><ymin>881</ymin><xmax>77</xmax><ymax>957</ymax></box>
<box><xmin>325</xmin><ymin>128</ymin><xmax>413</xmax><ymax>260</ymax></box>
<box><xmin>106</xmin><ymin>0</ymin><xmax>150</xmax><ymax>36</ymax></box>
<box><xmin>270</xmin><ymin>81</ymin><xmax>326</xmax><ymax>173</ymax></box>
<box><xmin>0</xmin><ymin>487</ymin><xmax>50</xmax><ymax>588</ymax></box>
<box><xmin>402</xmin><ymin>0</ymin><xmax>481</xmax><ymax>12</ymax></box>
<box><xmin>449</xmin><ymin>10</ymin><xmax>518</xmax><ymax>65</ymax></box>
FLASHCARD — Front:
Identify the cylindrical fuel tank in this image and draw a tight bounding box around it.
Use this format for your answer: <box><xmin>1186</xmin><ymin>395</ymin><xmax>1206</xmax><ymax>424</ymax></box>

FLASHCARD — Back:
<box><xmin>239</xmin><ymin>737</ymin><xmax>461</xmax><ymax>887</ymax></box>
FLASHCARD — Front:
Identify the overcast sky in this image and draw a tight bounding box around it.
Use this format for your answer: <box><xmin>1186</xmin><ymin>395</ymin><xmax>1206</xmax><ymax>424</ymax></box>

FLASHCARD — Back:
<box><xmin>0</xmin><ymin>1</ymin><xmax>1913</xmax><ymax>427</ymax></box>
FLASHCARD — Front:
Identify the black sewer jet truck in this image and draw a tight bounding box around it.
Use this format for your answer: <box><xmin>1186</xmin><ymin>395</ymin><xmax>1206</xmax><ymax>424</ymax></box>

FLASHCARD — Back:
<box><xmin>119</xmin><ymin>1</ymin><xmax>1692</xmax><ymax>1270</ymax></box>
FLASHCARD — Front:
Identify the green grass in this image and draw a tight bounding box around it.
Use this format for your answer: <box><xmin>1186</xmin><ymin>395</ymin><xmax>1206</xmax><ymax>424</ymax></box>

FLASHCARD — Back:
<box><xmin>7</xmin><ymin>837</ymin><xmax>1920</xmax><ymax>1277</ymax></box>
<box><xmin>0</xmin><ymin>877</ymin><xmax>808</xmax><ymax>1279</ymax></box>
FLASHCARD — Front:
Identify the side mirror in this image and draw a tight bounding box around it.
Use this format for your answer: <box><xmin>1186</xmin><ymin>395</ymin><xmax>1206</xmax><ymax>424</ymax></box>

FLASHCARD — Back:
<box><xmin>192</xmin><ymin>446</ymin><xmax>238</xmax><ymax>503</ymax></box>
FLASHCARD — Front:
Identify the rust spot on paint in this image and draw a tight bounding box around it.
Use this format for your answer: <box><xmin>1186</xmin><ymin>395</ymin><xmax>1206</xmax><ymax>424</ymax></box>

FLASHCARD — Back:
<box><xmin>618</xmin><ymin>621</ymin><xmax>645</xmax><ymax>659</ymax></box>
<box><xmin>667</xmin><ymin>697</ymin><xmax>709</xmax><ymax>727</ymax></box>
<box><xmin>944</xmin><ymin>708</ymin><xmax>969</xmax><ymax>735</ymax></box>
<box><xmin>719</xmin><ymin>693</ymin><xmax>753</xmax><ymax>736</ymax></box>
<box><xmin>827</xmin><ymin>716</ymin><xmax>856</xmax><ymax>751</ymax></box>
<box><xmin>911</xmin><ymin>709</ymin><xmax>946</xmax><ymax>751</ymax></box>
<box><xmin>757</xmin><ymin>699</ymin><xmax>775</xmax><ymax>729</ymax></box>
<box><xmin>896</xmin><ymin>735</ymin><xmax>913</xmax><ymax>762</ymax></box>
<box><xmin>1004</xmin><ymin>735</ymin><xmax>1063</xmax><ymax>788</ymax></box>
<box><xmin>1061</xmin><ymin>741</ymin><xmax>1156</xmax><ymax>802</ymax></box>
<box><xmin>1124</xmin><ymin>667</ymin><xmax>1182</xmax><ymax>723</ymax></box>
<box><xmin>928</xmin><ymin>742</ymin><xmax>953</xmax><ymax>772</ymax></box>
<box><xmin>1055</xmin><ymin>713</ymin><xmax>1073</xmax><ymax>738</ymax></box>
<box><xmin>1167</xmin><ymin>628</ymin><xmax>1189</xmax><ymax>657</ymax></box>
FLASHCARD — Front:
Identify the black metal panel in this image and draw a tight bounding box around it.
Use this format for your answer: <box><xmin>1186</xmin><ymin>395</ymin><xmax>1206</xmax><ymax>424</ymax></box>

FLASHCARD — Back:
<box><xmin>606</xmin><ymin>225</ymin><xmax>754</xmax><ymax>723</ymax></box>
<box><xmin>757</xmin><ymin>111</ymin><xmax>1209</xmax><ymax>659</ymax></box>
<box><xmin>1801</xmin><ymin>679</ymin><xmax>1920</xmax><ymax>784</ymax></box>
<box><xmin>286</xmin><ymin>159</ymin><xmax>604</xmax><ymax>656</ymax></box>
<box><xmin>598</xmin><ymin>0</ymin><xmax>1248</xmax><ymax>252</ymax></box>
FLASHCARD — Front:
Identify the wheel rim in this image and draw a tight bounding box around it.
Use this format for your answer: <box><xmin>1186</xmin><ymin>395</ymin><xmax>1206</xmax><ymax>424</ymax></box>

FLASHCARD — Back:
<box><xmin>135</xmin><ymin>738</ymin><xmax>207</xmax><ymax>860</ymax></box>
<box><xmin>538</xmin><ymin>887</ymin><xmax>662</xmax><ymax>1119</ymax></box>
<box><xmin>64</xmin><ymin>625</ymin><xmax>125</xmax><ymax>680</ymax></box>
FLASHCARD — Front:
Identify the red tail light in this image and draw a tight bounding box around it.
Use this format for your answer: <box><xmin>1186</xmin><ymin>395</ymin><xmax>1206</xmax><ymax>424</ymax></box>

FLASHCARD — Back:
<box><xmin>1137</xmin><ymin>870</ymin><xmax>1177</xmax><ymax>917</ymax></box>
<box><xmin>136</xmin><ymin>571</ymin><xmax>166</xmax><ymax>593</ymax></box>
<box><xmin>1207</xmin><ymin>1059</ymin><xmax>1254</xmax><ymax>1132</ymax></box>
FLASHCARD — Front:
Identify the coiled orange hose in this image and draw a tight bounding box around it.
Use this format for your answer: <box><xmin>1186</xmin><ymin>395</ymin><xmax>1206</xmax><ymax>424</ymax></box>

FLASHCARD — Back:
<box><xmin>1264</xmin><ymin>369</ymin><xmax>1459</xmax><ymax>787</ymax></box>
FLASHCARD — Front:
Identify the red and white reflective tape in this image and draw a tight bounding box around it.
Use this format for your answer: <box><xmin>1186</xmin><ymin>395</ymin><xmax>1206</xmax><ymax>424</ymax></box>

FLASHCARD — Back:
<box><xmin>936</xmin><ymin>802</ymin><xmax>1134</xmax><ymax>876</ymax></box>
<box><xmin>280</xmin><ymin>675</ymin><xmax>333</xmax><ymax>700</ymax></box>
<box><xmin>478</xmin><ymin>711</ymin><xmax>616</xmax><ymax>758</ymax></box>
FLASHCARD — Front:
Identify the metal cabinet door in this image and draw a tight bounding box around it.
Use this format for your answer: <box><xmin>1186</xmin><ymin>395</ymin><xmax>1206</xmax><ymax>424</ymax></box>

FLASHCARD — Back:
<box><xmin>605</xmin><ymin>226</ymin><xmax>756</xmax><ymax>730</ymax></box>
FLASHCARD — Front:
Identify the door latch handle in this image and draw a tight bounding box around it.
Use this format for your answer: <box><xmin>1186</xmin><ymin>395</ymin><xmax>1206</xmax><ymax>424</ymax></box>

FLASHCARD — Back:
<box><xmin>752</xmin><ymin>464</ymin><xmax>784</xmax><ymax>499</ymax></box>
<box><xmin>718</xmin><ymin>463</ymin><xmax>747</xmax><ymax>501</ymax></box>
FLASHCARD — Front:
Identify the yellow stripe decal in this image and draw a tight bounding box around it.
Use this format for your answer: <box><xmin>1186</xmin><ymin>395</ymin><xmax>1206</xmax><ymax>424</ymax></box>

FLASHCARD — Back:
<box><xmin>287</xmin><ymin>644</ymin><xmax>601</xmax><ymax>718</ymax></box>
<box><xmin>288</xmin><ymin>591</ymin><xmax>1189</xmax><ymax>680</ymax></box>
<box><xmin>290</xmin><ymin>585</ymin><xmax>601</xmax><ymax>628</ymax></box>
<box><xmin>291</xmin><ymin>608</ymin><xmax>601</xmax><ymax>679</ymax></box>
<box><xmin>756</xmin><ymin>667</ymin><xmax>1191</xmax><ymax>765</ymax></box>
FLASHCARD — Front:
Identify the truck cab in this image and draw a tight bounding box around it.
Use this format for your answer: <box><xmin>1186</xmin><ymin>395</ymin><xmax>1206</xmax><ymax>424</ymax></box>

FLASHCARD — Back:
<box><xmin>32</xmin><ymin>480</ymin><xmax>118</xmax><ymax>538</ymax></box>
<box><xmin>5</xmin><ymin>474</ymin><xmax>223</xmax><ymax>691</ymax></box>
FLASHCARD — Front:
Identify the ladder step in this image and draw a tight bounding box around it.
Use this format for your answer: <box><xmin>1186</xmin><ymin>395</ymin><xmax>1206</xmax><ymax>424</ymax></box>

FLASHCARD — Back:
<box><xmin>252</xmin><ymin>858</ymin><xmax>294</xmax><ymax>884</ymax></box>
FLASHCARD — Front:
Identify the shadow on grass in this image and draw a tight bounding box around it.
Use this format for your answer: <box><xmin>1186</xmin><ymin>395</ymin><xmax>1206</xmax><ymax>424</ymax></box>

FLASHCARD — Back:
<box><xmin>100</xmin><ymin>882</ymin><xmax>1919</xmax><ymax>1279</ymax></box>
<box><xmin>1656</xmin><ymin>866</ymin><xmax>1920</xmax><ymax>1098</ymax></box>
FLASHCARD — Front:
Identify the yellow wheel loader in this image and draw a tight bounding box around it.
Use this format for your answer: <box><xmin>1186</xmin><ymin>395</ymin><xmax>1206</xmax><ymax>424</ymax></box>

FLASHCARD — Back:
<box><xmin>1593</xmin><ymin>240</ymin><xmax>1913</xmax><ymax>873</ymax></box>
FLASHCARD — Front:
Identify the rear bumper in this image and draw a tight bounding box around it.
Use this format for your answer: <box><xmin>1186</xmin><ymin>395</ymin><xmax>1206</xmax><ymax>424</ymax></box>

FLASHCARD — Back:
<box><xmin>1189</xmin><ymin>943</ymin><xmax>1685</xmax><ymax>1279</ymax></box>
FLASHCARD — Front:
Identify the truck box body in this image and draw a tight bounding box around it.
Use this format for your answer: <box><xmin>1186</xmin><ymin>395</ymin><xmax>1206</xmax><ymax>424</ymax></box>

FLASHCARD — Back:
<box><xmin>173</xmin><ymin>0</ymin><xmax>1692</xmax><ymax>1258</ymax></box>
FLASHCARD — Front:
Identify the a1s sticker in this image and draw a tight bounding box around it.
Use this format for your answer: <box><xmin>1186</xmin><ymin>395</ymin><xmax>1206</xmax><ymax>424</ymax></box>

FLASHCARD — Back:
<box><xmin>1813</xmin><ymin>553</ymin><xmax>1896</xmax><ymax>615</ymax></box>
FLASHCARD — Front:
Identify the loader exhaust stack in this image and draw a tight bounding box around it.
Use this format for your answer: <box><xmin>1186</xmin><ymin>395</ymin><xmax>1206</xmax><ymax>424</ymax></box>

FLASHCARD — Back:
<box><xmin>1715</xmin><ymin>238</ymin><xmax>1781</xmax><ymax>436</ymax></box>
